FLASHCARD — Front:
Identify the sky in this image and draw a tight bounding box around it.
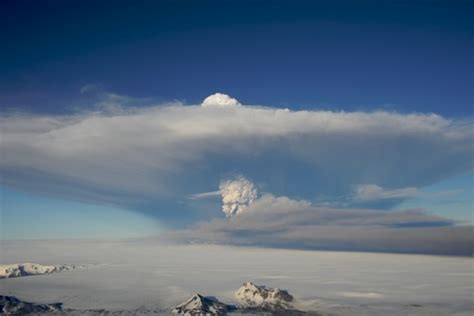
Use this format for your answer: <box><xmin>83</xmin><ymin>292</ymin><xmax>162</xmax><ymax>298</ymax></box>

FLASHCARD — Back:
<box><xmin>0</xmin><ymin>0</ymin><xmax>472</xmax><ymax>254</ymax></box>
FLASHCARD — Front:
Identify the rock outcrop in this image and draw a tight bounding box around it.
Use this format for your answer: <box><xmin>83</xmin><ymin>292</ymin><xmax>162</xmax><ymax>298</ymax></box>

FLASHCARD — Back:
<box><xmin>172</xmin><ymin>293</ymin><xmax>235</xmax><ymax>316</ymax></box>
<box><xmin>0</xmin><ymin>295</ymin><xmax>62</xmax><ymax>315</ymax></box>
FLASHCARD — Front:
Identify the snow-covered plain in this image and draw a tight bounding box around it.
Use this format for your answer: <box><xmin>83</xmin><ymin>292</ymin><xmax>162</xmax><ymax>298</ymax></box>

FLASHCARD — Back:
<box><xmin>0</xmin><ymin>239</ymin><xmax>472</xmax><ymax>315</ymax></box>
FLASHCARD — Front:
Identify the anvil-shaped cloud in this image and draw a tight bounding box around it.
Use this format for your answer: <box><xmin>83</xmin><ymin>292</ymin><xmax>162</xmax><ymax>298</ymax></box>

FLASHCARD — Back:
<box><xmin>1</xmin><ymin>92</ymin><xmax>472</xmax><ymax>216</ymax></box>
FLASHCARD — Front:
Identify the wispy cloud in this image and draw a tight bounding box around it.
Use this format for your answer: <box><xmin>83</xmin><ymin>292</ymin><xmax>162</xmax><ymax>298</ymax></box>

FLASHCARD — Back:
<box><xmin>79</xmin><ymin>83</ymin><xmax>101</xmax><ymax>95</ymax></box>
<box><xmin>352</xmin><ymin>184</ymin><xmax>418</xmax><ymax>201</ymax></box>
<box><xmin>188</xmin><ymin>190</ymin><xmax>221</xmax><ymax>200</ymax></box>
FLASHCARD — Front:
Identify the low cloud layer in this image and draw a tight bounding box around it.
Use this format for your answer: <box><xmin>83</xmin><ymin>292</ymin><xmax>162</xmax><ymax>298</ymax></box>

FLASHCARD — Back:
<box><xmin>165</xmin><ymin>194</ymin><xmax>473</xmax><ymax>256</ymax></box>
<box><xmin>1</xmin><ymin>92</ymin><xmax>473</xmax><ymax>214</ymax></box>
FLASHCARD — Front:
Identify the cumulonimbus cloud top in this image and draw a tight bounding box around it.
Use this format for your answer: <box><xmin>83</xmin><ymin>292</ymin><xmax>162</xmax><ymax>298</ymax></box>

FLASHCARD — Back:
<box><xmin>0</xmin><ymin>93</ymin><xmax>472</xmax><ymax>210</ymax></box>
<box><xmin>201</xmin><ymin>93</ymin><xmax>241</xmax><ymax>107</ymax></box>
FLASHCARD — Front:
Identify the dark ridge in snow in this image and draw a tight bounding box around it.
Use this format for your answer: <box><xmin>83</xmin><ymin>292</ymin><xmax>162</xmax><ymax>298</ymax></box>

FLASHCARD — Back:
<box><xmin>0</xmin><ymin>296</ymin><xmax>169</xmax><ymax>315</ymax></box>
<box><xmin>0</xmin><ymin>295</ymin><xmax>62</xmax><ymax>315</ymax></box>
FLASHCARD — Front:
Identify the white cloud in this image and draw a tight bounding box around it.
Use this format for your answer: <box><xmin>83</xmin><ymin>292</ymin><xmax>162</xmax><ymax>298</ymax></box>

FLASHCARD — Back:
<box><xmin>201</xmin><ymin>93</ymin><xmax>240</xmax><ymax>107</ymax></box>
<box><xmin>0</xmin><ymin>93</ymin><xmax>472</xmax><ymax>210</ymax></box>
<box><xmin>245</xmin><ymin>193</ymin><xmax>311</xmax><ymax>215</ymax></box>
<box><xmin>352</xmin><ymin>184</ymin><xmax>418</xmax><ymax>202</ymax></box>
<box><xmin>219</xmin><ymin>175</ymin><xmax>257</xmax><ymax>217</ymax></box>
<box><xmin>79</xmin><ymin>83</ymin><xmax>101</xmax><ymax>95</ymax></box>
<box><xmin>188</xmin><ymin>190</ymin><xmax>221</xmax><ymax>200</ymax></box>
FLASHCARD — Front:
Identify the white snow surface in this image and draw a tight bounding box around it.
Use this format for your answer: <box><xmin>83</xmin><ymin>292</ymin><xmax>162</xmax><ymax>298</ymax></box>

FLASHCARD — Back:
<box><xmin>0</xmin><ymin>239</ymin><xmax>472</xmax><ymax>315</ymax></box>
<box><xmin>0</xmin><ymin>263</ymin><xmax>76</xmax><ymax>279</ymax></box>
<box><xmin>235</xmin><ymin>282</ymin><xmax>294</xmax><ymax>310</ymax></box>
<box><xmin>172</xmin><ymin>284</ymin><xmax>296</xmax><ymax>316</ymax></box>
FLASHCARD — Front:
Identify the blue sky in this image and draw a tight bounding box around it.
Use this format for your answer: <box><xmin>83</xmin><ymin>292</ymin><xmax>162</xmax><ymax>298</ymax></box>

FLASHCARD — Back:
<box><xmin>1</xmin><ymin>0</ymin><xmax>472</xmax><ymax>116</ymax></box>
<box><xmin>0</xmin><ymin>0</ymin><xmax>472</xmax><ymax>250</ymax></box>
<box><xmin>0</xmin><ymin>186</ymin><xmax>162</xmax><ymax>239</ymax></box>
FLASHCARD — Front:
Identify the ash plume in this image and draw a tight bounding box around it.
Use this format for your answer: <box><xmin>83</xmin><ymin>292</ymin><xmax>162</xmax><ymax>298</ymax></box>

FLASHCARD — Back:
<box><xmin>219</xmin><ymin>175</ymin><xmax>258</xmax><ymax>217</ymax></box>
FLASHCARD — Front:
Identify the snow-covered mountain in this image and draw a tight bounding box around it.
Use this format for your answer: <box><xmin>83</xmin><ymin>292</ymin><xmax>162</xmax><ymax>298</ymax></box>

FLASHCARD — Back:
<box><xmin>172</xmin><ymin>293</ymin><xmax>235</xmax><ymax>316</ymax></box>
<box><xmin>235</xmin><ymin>282</ymin><xmax>295</xmax><ymax>311</ymax></box>
<box><xmin>0</xmin><ymin>263</ymin><xmax>77</xmax><ymax>279</ymax></box>
<box><xmin>0</xmin><ymin>295</ymin><xmax>63</xmax><ymax>315</ymax></box>
<box><xmin>169</xmin><ymin>282</ymin><xmax>306</xmax><ymax>316</ymax></box>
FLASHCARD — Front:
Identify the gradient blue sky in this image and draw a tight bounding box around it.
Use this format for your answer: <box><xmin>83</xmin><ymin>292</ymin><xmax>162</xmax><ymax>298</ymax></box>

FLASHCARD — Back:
<box><xmin>0</xmin><ymin>0</ymin><xmax>472</xmax><ymax>240</ymax></box>
<box><xmin>1</xmin><ymin>0</ymin><xmax>472</xmax><ymax>116</ymax></box>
